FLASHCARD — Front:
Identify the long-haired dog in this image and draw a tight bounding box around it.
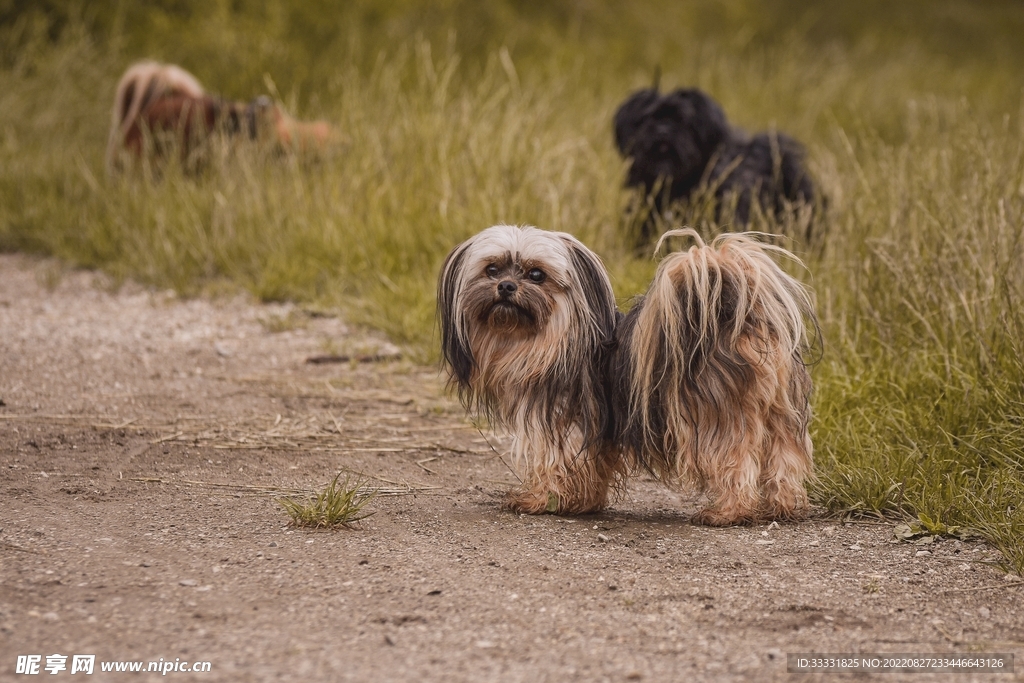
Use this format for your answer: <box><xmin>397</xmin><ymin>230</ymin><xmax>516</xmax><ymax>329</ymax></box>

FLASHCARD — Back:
<box><xmin>438</xmin><ymin>226</ymin><xmax>624</xmax><ymax>514</ymax></box>
<box><xmin>106</xmin><ymin>61</ymin><xmax>338</xmax><ymax>172</ymax></box>
<box><xmin>614</xmin><ymin>87</ymin><xmax>817</xmax><ymax>243</ymax></box>
<box><xmin>438</xmin><ymin>225</ymin><xmax>816</xmax><ymax>524</ymax></box>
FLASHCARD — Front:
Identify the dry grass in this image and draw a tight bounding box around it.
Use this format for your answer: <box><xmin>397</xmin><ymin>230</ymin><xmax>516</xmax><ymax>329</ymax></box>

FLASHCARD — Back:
<box><xmin>279</xmin><ymin>474</ymin><xmax>377</xmax><ymax>529</ymax></box>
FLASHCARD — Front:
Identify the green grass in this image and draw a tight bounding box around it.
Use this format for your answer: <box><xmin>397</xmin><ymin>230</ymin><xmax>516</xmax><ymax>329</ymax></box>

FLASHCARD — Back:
<box><xmin>279</xmin><ymin>474</ymin><xmax>377</xmax><ymax>529</ymax></box>
<box><xmin>2</xmin><ymin>1</ymin><xmax>1024</xmax><ymax>571</ymax></box>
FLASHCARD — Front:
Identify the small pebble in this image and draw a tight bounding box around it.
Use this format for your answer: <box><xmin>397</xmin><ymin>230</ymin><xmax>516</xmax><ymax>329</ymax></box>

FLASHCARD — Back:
<box><xmin>597</xmin><ymin>533</ymin><xmax>609</xmax><ymax>542</ymax></box>
<box><xmin>179</xmin><ymin>579</ymin><xmax>197</xmax><ymax>586</ymax></box>
<box><xmin>916</xmin><ymin>550</ymin><xmax>931</xmax><ymax>557</ymax></box>
<box><xmin>849</xmin><ymin>544</ymin><xmax>862</xmax><ymax>551</ymax></box>
<box><xmin>808</xmin><ymin>540</ymin><xmax>820</xmax><ymax>547</ymax></box>
<box><xmin>978</xmin><ymin>606</ymin><xmax>991</xmax><ymax>618</ymax></box>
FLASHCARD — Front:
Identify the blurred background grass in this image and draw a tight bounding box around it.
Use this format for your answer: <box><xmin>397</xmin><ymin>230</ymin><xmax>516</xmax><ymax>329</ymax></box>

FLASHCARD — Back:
<box><xmin>2</xmin><ymin>0</ymin><xmax>1023</xmax><ymax>571</ymax></box>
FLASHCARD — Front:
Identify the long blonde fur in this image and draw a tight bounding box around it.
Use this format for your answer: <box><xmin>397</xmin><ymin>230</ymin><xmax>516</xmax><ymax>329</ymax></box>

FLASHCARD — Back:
<box><xmin>625</xmin><ymin>228</ymin><xmax>815</xmax><ymax>524</ymax></box>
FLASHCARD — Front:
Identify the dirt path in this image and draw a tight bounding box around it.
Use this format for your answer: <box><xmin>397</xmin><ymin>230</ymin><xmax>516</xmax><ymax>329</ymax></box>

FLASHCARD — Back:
<box><xmin>1</xmin><ymin>254</ymin><xmax>1022</xmax><ymax>682</ymax></box>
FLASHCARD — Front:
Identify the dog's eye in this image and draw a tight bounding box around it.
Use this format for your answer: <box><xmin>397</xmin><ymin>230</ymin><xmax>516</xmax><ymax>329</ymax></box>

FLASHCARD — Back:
<box><xmin>527</xmin><ymin>268</ymin><xmax>546</xmax><ymax>284</ymax></box>
<box><xmin>485</xmin><ymin>265</ymin><xmax>499</xmax><ymax>278</ymax></box>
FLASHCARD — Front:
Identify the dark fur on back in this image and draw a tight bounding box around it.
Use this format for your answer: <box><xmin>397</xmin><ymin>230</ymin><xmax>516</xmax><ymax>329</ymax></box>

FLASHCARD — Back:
<box><xmin>613</xmin><ymin>87</ymin><xmax>817</xmax><ymax>242</ymax></box>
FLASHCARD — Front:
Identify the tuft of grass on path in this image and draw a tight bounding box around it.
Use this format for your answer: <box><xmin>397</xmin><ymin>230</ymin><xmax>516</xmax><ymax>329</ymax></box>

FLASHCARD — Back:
<box><xmin>279</xmin><ymin>474</ymin><xmax>377</xmax><ymax>529</ymax></box>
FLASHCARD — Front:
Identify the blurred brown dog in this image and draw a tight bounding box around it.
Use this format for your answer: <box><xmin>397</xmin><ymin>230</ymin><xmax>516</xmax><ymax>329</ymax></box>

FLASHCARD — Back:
<box><xmin>106</xmin><ymin>61</ymin><xmax>338</xmax><ymax>172</ymax></box>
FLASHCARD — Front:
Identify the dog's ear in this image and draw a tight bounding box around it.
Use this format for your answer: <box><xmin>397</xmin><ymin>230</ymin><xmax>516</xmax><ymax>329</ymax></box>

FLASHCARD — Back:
<box><xmin>437</xmin><ymin>241</ymin><xmax>475</xmax><ymax>387</ymax></box>
<box><xmin>613</xmin><ymin>88</ymin><xmax>661</xmax><ymax>156</ymax></box>
<box><xmin>560</xmin><ymin>236</ymin><xmax>617</xmax><ymax>338</ymax></box>
<box><xmin>667</xmin><ymin>88</ymin><xmax>729</xmax><ymax>155</ymax></box>
<box><xmin>560</xmin><ymin>235</ymin><xmax>617</xmax><ymax>446</ymax></box>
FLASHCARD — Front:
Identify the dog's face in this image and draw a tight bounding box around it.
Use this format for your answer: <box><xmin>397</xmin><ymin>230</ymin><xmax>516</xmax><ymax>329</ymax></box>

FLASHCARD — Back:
<box><xmin>458</xmin><ymin>230</ymin><xmax>567</xmax><ymax>338</ymax></box>
<box><xmin>438</xmin><ymin>225</ymin><xmax>617</xmax><ymax>389</ymax></box>
<box><xmin>614</xmin><ymin>87</ymin><xmax>730</xmax><ymax>196</ymax></box>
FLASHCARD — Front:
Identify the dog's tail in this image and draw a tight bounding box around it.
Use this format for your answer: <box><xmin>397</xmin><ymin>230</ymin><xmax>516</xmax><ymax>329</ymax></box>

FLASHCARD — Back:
<box><xmin>106</xmin><ymin>61</ymin><xmax>205</xmax><ymax>173</ymax></box>
<box><xmin>624</xmin><ymin>228</ymin><xmax>816</xmax><ymax>477</ymax></box>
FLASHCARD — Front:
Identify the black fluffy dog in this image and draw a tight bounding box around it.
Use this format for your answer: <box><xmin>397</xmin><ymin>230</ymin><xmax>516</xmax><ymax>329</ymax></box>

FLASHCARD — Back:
<box><xmin>614</xmin><ymin>87</ymin><xmax>816</xmax><ymax>242</ymax></box>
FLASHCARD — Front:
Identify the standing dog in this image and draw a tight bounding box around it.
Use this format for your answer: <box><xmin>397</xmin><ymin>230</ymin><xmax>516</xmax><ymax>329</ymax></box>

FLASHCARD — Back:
<box><xmin>614</xmin><ymin>87</ymin><xmax>816</xmax><ymax>242</ymax></box>
<box><xmin>438</xmin><ymin>226</ymin><xmax>623</xmax><ymax>514</ymax></box>
<box><xmin>106</xmin><ymin>61</ymin><xmax>338</xmax><ymax>172</ymax></box>
<box><xmin>438</xmin><ymin>225</ymin><xmax>816</xmax><ymax>524</ymax></box>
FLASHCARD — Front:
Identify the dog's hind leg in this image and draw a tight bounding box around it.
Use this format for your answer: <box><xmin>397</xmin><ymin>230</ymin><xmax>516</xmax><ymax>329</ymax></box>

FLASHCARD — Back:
<box><xmin>760</xmin><ymin>426</ymin><xmax>812</xmax><ymax>520</ymax></box>
<box><xmin>760</xmin><ymin>365</ymin><xmax>813</xmax><ymax>519</ymax></box>
<box><xmin>691</xmin><ymin>417</ymin><xmax>765</xmax><ymax>526</ymax></box>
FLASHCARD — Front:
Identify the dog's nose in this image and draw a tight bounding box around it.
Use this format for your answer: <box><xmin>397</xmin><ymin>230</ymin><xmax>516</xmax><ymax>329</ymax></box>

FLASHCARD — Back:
<box><xmin>497</xmin><ymin>280</ymin><xmax>518</xmax><ymax>298</ymax></box>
